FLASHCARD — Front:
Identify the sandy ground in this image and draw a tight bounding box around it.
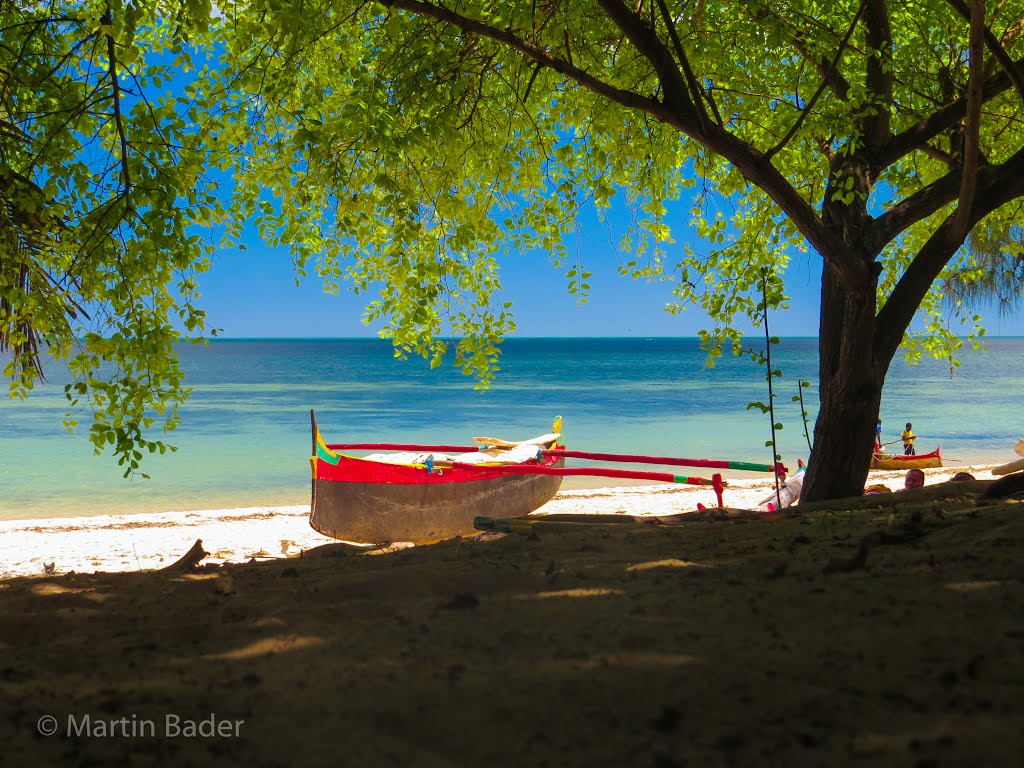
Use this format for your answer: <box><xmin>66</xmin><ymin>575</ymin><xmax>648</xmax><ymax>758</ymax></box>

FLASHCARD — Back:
<box><xmin>0</xmin><ymin>465</ymin><xmax>1001</xmax><ymax>579</ymax></box>
<box><xmin>1</xmin><ymin>465</ymin><xmax>1022</xmax><ymax>767</ymax></box>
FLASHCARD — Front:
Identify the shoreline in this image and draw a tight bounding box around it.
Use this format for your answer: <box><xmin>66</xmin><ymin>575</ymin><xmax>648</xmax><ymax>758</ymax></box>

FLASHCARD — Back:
<box><xmin>0</xmin><ymin>464</ymin><xmax>1003</xmax><ymax>580</ymax></box>
<box><xmin>0</xmin><ymin>447</ymin><xmax>1013</xmax><ymax>523</ymax></box>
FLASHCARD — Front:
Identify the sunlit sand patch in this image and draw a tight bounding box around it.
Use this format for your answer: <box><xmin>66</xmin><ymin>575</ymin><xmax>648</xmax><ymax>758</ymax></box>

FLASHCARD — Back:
<box><xmin>514</xmin><ymin>587</ymin><xmax>624</xmax><ymax>600</ymax></box>
<box><xmin>79</xmin><ymin>590</ymin><xmax>114</xmax><ymax>603</ymax></box>
<box><xmin>202</xmin><ymin>634</ymin><xmax>326</xmax><ymax>661</ymax></box>
<box><xmin>28</xmin><ymin>582</ymin><xmax>114</xmax><ymax>605</ymax></box>
<box><xmin>945</xmin><ymin>580</ymin><xmax>1003</xmax><ymax>591</ymax></box>
<box><xmin>626</xmin><ymin>558</ymin><xmax>708</xmax><ymax>571</ymax></box>
<box><xmin>364</xmin><ymin>542</ymin><xmax>416</xmax><ymax>556</ymax></box>
<box><xmin>31</xmin><ymin>583</ymin><xmax>100</xmax><ymax>598</ymax></box>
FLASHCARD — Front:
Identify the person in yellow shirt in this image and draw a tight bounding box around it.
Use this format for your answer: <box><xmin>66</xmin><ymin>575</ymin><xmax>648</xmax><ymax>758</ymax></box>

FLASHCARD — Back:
<box><xmin>901</xmin><ymin>422</ymin><xmax>916</xmax><ymax>455</ymax></box>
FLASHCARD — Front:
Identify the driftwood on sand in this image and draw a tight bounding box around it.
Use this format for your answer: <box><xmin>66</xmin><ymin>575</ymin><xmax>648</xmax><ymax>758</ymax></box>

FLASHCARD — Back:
<box><xmin>990</xmin><ymin>438</ymin><xmax>1024</xmax><ymax>475</ymax></box>
<box><xmin>992</xmin><ymin>457</ymin><xmax>1024</xmax><ymax>476</ymax></box>
<box><xmin>485</xmin><ymin>475</ymin><xmax>1022</xmax><ymax>537</ymax></box>
<box><xmin>484</xmin><ymin>508</ymin><xmax>789</xmax><ymax>534</ymax></box>
<box><xmin>160</xmin><ymin>539</ymin><xmax>209</xmax><ymax>571</ymax></box>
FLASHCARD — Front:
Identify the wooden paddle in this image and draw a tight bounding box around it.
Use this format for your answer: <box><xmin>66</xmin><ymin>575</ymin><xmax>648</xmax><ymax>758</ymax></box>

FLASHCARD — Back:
<box><xmin>472</xmin><ymin>434</ymin><xmax>560</xmax><ymax>449</ymax></box>
<box><xmin>472</xmin><ymin>436</ymin><xmax>519</xmax><ymax>448</ymax></box>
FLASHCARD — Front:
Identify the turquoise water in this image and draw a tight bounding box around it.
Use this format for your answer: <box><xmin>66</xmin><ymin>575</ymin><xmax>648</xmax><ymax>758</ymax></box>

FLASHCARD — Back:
<box><xmin>1</xmin><ymin>337</ymin><xmax>1021</xmax><ymax>520</ymax></box>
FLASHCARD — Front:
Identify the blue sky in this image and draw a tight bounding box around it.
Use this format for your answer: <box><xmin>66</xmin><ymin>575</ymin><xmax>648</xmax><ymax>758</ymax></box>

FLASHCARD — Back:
<box><xmin>199</xmin><ymin>235</ymin><xmax>812</xmax><ymax>338</ymax></box>
<box><xmin>197</xmin><ymin>231</ymin><xmax>1024</xmax><ymax>339</ymax></box>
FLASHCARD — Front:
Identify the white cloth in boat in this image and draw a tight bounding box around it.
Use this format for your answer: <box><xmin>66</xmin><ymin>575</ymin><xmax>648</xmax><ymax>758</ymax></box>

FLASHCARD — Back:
<box><xmin>478</xmin><ymin>433</ymin><xmax>560</xmax><ymax>448</ymax></box>
<box><xmin>363</xmin><ymin>438</ymin><xmax>553</xmax><ymax>467</ymax></box>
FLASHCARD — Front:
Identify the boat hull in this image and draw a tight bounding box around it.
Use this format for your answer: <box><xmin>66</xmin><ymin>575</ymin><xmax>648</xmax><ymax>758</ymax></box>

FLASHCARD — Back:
<box><xmin>310</xmin><ymin>466</ymin><xmax>563</xmax><ymax>543</ymax></box>
<box><xmin>870</xmin><ymin>447</ymin><xmax>942</xmax><ymax>470</ymax></box>
<box><xmin>309</xmin><ymin>413</ymin><xmax>564</xmax><ymax>543</ymax></box>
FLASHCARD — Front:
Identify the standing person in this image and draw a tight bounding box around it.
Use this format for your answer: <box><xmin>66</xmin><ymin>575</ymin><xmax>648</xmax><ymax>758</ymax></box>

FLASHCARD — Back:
<box><xmin>901</xmin><ymin>422</ymin><xmax>916</xmax><ymax>455</ymax></box>
<box><xmin>874</xmin><ymin>419</ymin><xmax>883</xmax><ymax>452</ymax></box>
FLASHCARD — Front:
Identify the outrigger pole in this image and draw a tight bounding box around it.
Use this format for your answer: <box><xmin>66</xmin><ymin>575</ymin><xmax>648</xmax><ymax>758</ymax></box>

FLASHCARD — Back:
<box><xmin>540</xmin><ymin>449</ymin><xmax>786</xmax><ymax>476</ymax></box>
<box><xmin>443</xmin><ymin>462</ymin><xmax>727</xmax><ymax>508</ymax></box>
<box><xmin>326</xmin><ymin>442</ymin><xmax>786</xmax><ymax>477</ymax></box>
<box><xmin>325</xmin><ymin>442</ymin><xmax>483</xmax><ymax>453</ymax></box>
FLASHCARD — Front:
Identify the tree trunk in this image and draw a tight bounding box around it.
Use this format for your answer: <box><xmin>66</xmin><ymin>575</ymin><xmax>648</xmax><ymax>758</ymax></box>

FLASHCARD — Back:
<box><xmin>800</xmin><ymin>259</ymin><xmax>884</xmax><ymax>502</ymax></box>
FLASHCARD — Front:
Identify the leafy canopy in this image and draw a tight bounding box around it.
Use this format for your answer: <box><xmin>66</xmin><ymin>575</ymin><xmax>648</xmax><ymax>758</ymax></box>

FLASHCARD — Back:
<box><xmin>211</xmin><ymin>0</ymin><xmax>1024</xmax><ymax>366</ymax></box>
<box><xmin>4</xmin><ymin>0</ymin><xmax>1024</xmax><ymax>473</ymax></box>
<box><xmin>1</xmin><ymin>0</ymin><xmax>223</xmax><ymax>473</ymax></box>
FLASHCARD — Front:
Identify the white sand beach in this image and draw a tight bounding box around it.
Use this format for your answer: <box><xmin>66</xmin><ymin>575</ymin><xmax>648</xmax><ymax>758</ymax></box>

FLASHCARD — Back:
<box><xmin>0</xmin><ymin>465</ymin><xmax>1000</xmax><ymax>579</ymax></box>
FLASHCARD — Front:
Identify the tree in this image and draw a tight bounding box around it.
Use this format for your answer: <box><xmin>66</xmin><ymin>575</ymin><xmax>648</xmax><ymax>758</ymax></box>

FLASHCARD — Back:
<box><xmin>5</xmin><ymin>1</ymin><xmax>1024</xmax><ymax>499</ymax></box>
<box><xmin>210</xmin><ymin>0</ymin><xmax>1024</xmax><ymax>500</ymax></box>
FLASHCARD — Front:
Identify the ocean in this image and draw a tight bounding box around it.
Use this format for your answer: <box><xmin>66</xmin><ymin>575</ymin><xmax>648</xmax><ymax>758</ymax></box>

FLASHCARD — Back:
<box><xmin>1</xmin><ymin>337</ymin><xmax>1021</xmax><ymax>521</ymax></box>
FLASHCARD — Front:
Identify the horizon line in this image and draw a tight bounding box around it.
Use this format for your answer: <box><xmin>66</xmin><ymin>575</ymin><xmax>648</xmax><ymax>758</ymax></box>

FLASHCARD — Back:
<box><xmin>191</xmin><ymin>334</ymin><xmax>1024</xmax><ymax>341</ymax></box>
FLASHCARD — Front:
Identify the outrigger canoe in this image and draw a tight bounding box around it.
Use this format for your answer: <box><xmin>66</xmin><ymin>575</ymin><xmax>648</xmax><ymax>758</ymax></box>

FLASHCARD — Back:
<box><xmin>870</xmin><ymin>447</ymin><xmax>942</xmax><ymax>470</ymax></box>
<box><xmin>309</xmin><ymin>410</ymin><xmax>789</xmax><ymax>543</ymax></box>
<box><xmin>309</xmin><ymin>411</ymin><xmax>565</xmax><ymax>543</ymax></box>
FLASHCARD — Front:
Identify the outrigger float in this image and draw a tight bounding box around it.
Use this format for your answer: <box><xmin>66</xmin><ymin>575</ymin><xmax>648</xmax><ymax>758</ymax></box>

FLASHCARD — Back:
<box><xmin>308</xmin><ymin>411</ymin><xmax>787</xmax><ymax>544</ymax></box>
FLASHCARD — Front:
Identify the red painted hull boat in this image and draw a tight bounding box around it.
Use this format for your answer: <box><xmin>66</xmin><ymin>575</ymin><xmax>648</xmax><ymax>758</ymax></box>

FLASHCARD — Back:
<box><xmin>309</xmin><ymin>411</ymin><xmax>564</xmax><ymax>543</ymax></box>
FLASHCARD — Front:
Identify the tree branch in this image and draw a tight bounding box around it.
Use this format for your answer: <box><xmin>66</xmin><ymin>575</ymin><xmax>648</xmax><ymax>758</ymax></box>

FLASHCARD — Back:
<box><xmin>868</xmin><ymin>169</ymin><xmax>962</xmax><ymax>253</ymax></box>
<box><xmin>376</xmin><ymin>0</ymin><xmax>671</xmax><ymax>122</ymax></box>
<box><xmin>945</xmin><ymin>0</ymin><xmax>1024</xmax><ymax>104</ymax></box>
<box><xmin>873</xmin><ymin>149</ymin><xmax>1024</xmax><ymax>361</ymax></box>
<box><xmin>862</xmin><ymin>0</ymin><xmax>893</xmax><ymax>148</ymax></box>
<box><xmin>788</xmin><ymin>31</ymin><xmax>851</xmax><ymax>101</ymax></box>
<box><xmin>954</xmin><ymin>0</ymin><xmax>985</xmax><ymax>236</ymax></box>
<box><xmin>595</xmin><ymin>0</ymin><xmax>697</xmax><ymax>118</ymax></box>
<box><xmin>378</xmin><ymin>0</ymin><xmax>868</xmax><ymax>286</ymax></box>
<box><xmin>766</xmin><ymin>4</ymin><xmax>863</xmax><ymax>161</ymax></box>
<box><xmin>652</xmin><ymin>0</ymin><xmax>710</xmax><ymax>131</ymax></box>
<box><xmin>918</xmin><ymin>141</ymin><xmax>956</xmax><ymax>165</ymax></box>
<box><xmin>873</xmin><ymin>54</ymin><xmax>1024</xmax><ymax>171</ymax></box>
<box><xmin>102</xmin><ymin>9</ymin><xmax>130</xmax><ymax>192</ymax></box>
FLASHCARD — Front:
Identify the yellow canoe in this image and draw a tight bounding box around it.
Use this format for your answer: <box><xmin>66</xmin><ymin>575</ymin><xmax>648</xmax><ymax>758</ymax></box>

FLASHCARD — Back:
<box><xmin>870</xmin><ymin>447</ymin><xmax>942</xmax><ymax>470</ymax></box>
